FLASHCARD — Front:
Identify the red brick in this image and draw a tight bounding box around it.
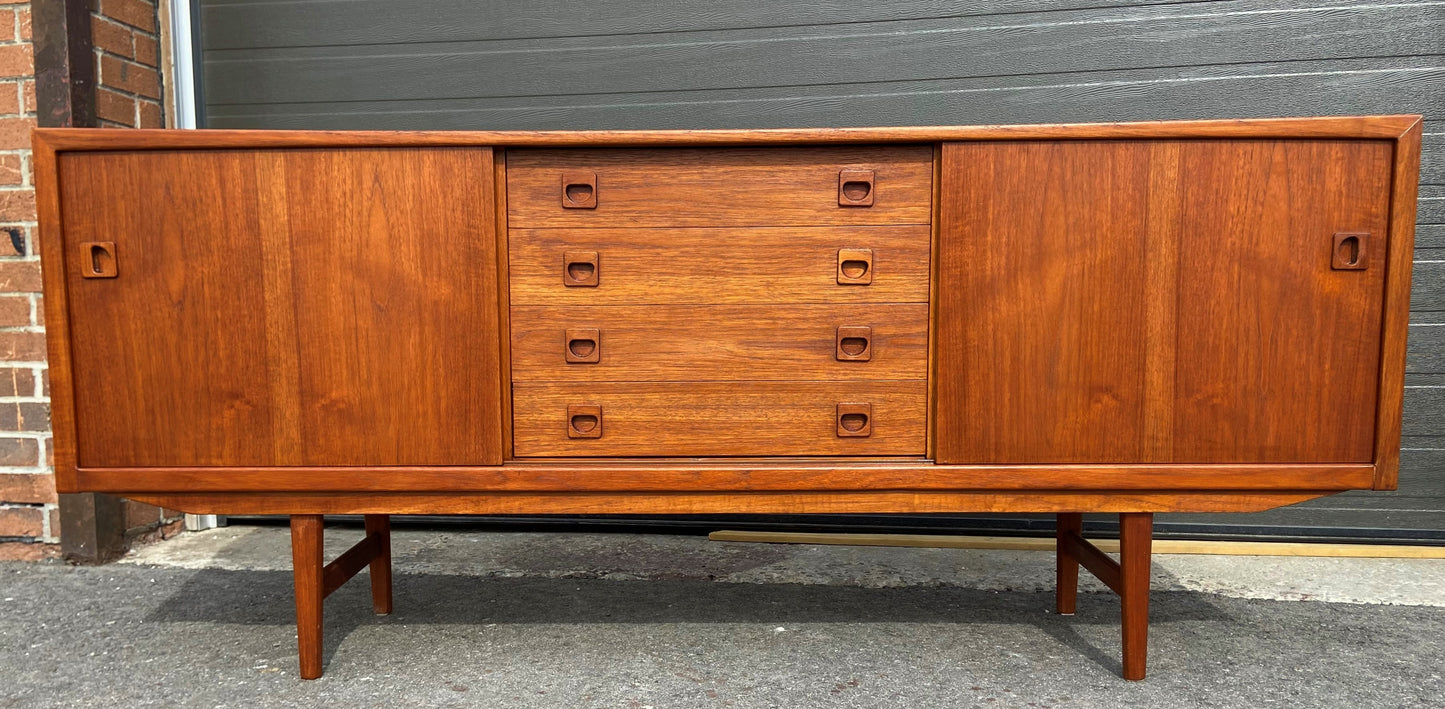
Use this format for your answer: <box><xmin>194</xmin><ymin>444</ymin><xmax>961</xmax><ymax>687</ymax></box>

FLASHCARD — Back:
<box><xmin>14</xmin><ymin>402</ymin><xmax>47</xmax><ymax>431</ymax></box>
<box><xmin>0</xmin><ymin>367</ymin><xmax>33</xmax><ymax>396</ymax></box>
<box><xmin>0</xmin><ymin>295</ymin><xmax>26</xmax><ymax>326</ymax></box>
<box><xmin>0</xmin><ymin>472</ymin><xmax>53</xmax><ymax>503</ymax></box>
<box><xmin>100</xmin><ymin>0</ymin><xmax>158</xmax><ymax>32</ymax></box>
<box><xmin>0</xmin><ymin>10</ymin><xmax>14</xmax><ymax>42</ymax></box>
<box><xmin>134</xmin><ymin>32</ymin><xmax>157</xmax><ymax>66</ymax></box>
<box><xmin>0</xmin><ymin>116</ymin><xmax>33</xmax><ymax>149</ymax></box>
<box><xmin>138</xmin><ymin>99</ymin><xmax>161</xmax><ymax>128</ymax></box>
<box><xmin>100</xmin><ymin>54</ymin><xmax>160</xmax><ymax>99</ymax></box>
<box><xmin>0</xmin><ymin>83</ymin><xmax>16</xmax><ymax>116</ymax></box>
<box><xmin>124</xmin><ymin>499</ymin><xmax>161</xmax><ymax>530</ymax></box>
<box><xmin>21</xmin><ymin>79</ymin><xmax>32</xmax><ymax>113</ymax></box>
<box><xmin>0</xmin><ymin>44</ymin><xmax>29</xmax><ymax>79</ymax></box>
<box><xmin>16</xmin><ymin>8</ymin><xmax>28</xmax><ymax>41</ymax></box>
<box><xmin>0</xmin><ymin>190</ymin><xmax>30</xmax><ymax>222</ymax></box>
<box><xmin>92</xmin><ymin>17</ymin><xmax>134</xmax><ymax>58</ymax></box>
<box><xmin>32</xmin><ymin>295</ymin><xmax>40</xmax><ymax>326</ymax></box>
<box><xmin>0</xmin><ymin>259</ymin><xmax>37</xmax><ymax>291</ymax></box>
<box><xmin>0</xmin><ymin>331</ymin><xmax>43</xmax><ymax>360</ymax></box>
<box><xmin>0</xmin><ymin>155</ymin><xmax>19</xmax><ymax>186</ymax></box>
<box><xmin>0</xmin><ymin>540</ymin><xmax>58</xmax><ymax>560</ymax></box>
<box><xmin>0</xmin><ymin>505</ymin><xmax>42</xmax><ymax>536</ymax></box>
<box><xmin>0</xmin><ymin>438</ymin><xmax>37</xmax><ymax>466</ymax></box>
<box><xmin>96</xmin><ymin>87</ymin><xmax>135</xmax><ymax>125</ymax></box>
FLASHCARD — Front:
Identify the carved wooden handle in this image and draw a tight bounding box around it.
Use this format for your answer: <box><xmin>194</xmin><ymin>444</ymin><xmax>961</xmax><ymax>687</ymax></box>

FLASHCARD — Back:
<box><xmin>837</xmin><ymin>248</ymin><xmax>873</xmax><ymax>285</ymax></box>
<box><xmin>565</xmin><ymin>328</ymin><xmax>601</xmax><ymax>363</ymax></box>
<box><xmin>567</xmin><ymin>404</ymin><xmax>603</xmax><ymax>438</ymax></box>
<box><xmin>561</xmin><ymin>172</ymin><xmax>597</xmax><ymax>208</ymax></box>
<box><xmin>79</xmin><ymin>241</ymin><xmax>118</xmax><ymax>278</ymax></box>
<box><xmin>839</xmin><ymin>169</ymin><xmax>875</xmax><ymax>206</ymax></box>
<box><xmin>563</xmin><ymin>251</ymin><xmax>599</xmax><ymax>287</ymax></box>
<box><xmin>1331</xmin><ymin>232</ymin><xmax>1369</xmax><ymax>270</ymax></box>
<box><xmin>836</xmin><ymin>403</ymin><xmax>872</xmax><ymax>437</ymax></box>
<box><xmin>836</xmin><ymin>325</ymin><xmax>872</xmax><ymax>361</ymax></box>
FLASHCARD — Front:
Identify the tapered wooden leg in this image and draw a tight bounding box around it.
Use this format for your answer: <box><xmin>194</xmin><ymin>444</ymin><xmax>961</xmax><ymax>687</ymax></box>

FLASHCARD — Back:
<box><xmin>290</xmin><ymin>514</ymin><xmax>326</xmax><ymax>680</ymax></box>
<box><xmin>1055</xmin><ymin>513</ymin><xmax>1083</xmax><ymax>615</ymax></box>
<box><xmin>364</xmin><ymin>515</ymin><xmax>392</xmax><ymax>615</ymax></box>
<box><xmin>1119</xmin><ymin>512</ymin><xmax>1154</xmax><ymax>681</ymax></box>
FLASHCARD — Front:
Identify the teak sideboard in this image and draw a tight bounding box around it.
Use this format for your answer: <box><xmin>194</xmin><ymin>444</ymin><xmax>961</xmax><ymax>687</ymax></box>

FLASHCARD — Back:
<box><xmin>33</xmin><ymin>116</ymin><xmax>1422</xmax><ymax>681</ymax></box>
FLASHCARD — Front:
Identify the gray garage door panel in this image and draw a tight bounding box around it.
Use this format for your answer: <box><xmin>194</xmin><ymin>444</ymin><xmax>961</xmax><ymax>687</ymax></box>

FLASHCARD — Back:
<box><xmin>198</xmin><ymin>0</ymin><xmax>1445</xmax><ymax>540</ymax></box>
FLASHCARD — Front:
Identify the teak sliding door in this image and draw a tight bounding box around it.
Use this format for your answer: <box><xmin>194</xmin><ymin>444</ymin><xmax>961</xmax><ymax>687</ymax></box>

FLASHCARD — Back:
<box><xmin>58</xmin><ymin>148</ymin><xmax>503</xmax><ymax>467</ymax></box>
<box><xmin>937</xmin><ymin>140</ymin><xmax>1392</xmax><ymax>464</ymax></box>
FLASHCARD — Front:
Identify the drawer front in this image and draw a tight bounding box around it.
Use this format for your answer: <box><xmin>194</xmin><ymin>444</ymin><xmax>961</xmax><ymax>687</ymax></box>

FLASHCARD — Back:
<box><xmin>507</xmin><ymin>147</ymin><xmax>933</xmax><ymax>228</ymax></box>
<box><xmin>513</xmin><ymin>381</ymin><xmax>927</xmax><ymax>457</ymax></box>
<box><xmin>511</xmin><ymin>304</ymin><xmax>928</xmax><ymax>381</ymax></box>
<box><xmin>509</xmin><ymin>226</ymin><xmax>931</xmax><ymax>305</ymax></box>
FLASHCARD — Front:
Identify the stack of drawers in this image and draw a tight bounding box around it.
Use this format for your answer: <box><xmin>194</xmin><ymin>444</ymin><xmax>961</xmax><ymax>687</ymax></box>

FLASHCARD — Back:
<box><xmin>505</xmin><ymin>147</ymin><xmax>934</xmax><ymax>457</ymax></box>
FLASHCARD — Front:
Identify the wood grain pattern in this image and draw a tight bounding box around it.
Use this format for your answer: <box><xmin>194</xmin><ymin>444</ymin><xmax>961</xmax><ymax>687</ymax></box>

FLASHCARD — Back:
<box><xmin>510</xmin><ymin>304</ymin><xmax>928</xmax><ymax>381</ymax></box>
<box><xmin>513</xmin><ymin>381</ymin><xmax>927</xmax><ymax>457</ymax></box>
<box><xmin>32</xmin><ymin>117</ymin><xmax>1424</xmax><ymax>153</ymax></box>
<box><xmin>508</xmin><ymin>147</ymin><xmax>933</xmax><ymax>227</ymax></box>
<box><xmin>126</xmin><ymin>490</ymin><xmax>1338</xmax><ymax>516</ymax></box>
<box><xmin>59</xmin><ymin>151</ymin><xmax>279</xmax><ymax>467</ymax></box>
<box><xmin>280</xmin><ymin>148</ymin><xmax>502</xmax><ymax>465</ymax></box>
<box><xmin>72</xmin><ymin>462</ymin><xmax>1375</xmax><ymax>493</ymax></box>
<box><xmin>1374</xmin><ymin>117</ymin><xmax>1423</xmax><ymax>489</ymax></box>
<box><xmin>54</xmin><ymin>147</ymin><xmax>504</xmax><ymax>468</ymax></box>
<box><xmin>509</xmin><ymin>226</ymin><xmax>931</xmax><ymax>304</ymax></box>
<box><xmin>1119</xmin><ymin>512</ymin><xmax>1153</xmax><ymax>681</ymax></box>
<box><xmin>937</xmin><ymin>141</ymin><xmax>1155</xmax><ymax>464</ymax></box>
<box><xmin>939</xmin><ymin>138</ymin><xmax>1403</xmax><ymax>466</ymax></box>
<box><xmin>1172</xmin><ymin>140</ymin><xmax>1392</xmax><ymax>463</ymax></box>
<box><xmin>289</xmin><ymin>514</ymin><xmax>325</xmax><ymax>680</ymax></box>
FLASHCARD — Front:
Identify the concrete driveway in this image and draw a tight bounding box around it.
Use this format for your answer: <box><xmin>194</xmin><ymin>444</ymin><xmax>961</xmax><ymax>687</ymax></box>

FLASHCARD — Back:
<box><xmin>1</xmin><ymin>525</ymin><xmax>1442</xmax><ymax>707</ymax></box>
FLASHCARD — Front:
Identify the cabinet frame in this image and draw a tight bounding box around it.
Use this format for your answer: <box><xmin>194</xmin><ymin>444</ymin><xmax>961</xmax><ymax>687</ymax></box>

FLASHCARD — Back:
<box><xmin>33</xmin><ymin>114</ymin><xmax>1421</xmax><ymax>513</ymax></box>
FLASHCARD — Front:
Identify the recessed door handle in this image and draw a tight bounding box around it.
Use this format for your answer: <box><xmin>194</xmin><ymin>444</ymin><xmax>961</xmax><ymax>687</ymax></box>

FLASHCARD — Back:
<box><xmin>79</xmin><ymin>241</ymin><xmax>118</xmax><ymax>278</ymax></box>
<box><xmin>563</xmin><ymin>252</ymin><xmax>599</xmax><ymax>287</ymax></box>
<box><xmin>567</xmin><ymin>404</ymin><xmax>603</xmax><ymax>438</ymax></box>
<box><xmin>836</xmin><ymin>326</ymin><xmax>872</xmax><ymax>361</ymax></box>
<box><xmin>839</xmin><ymin>169</ymin><xmax>875</xmax><ymax>206</ymax></box>
<box><xmin>565</xmin><ymin>328</ymin><xmax>601</xmax><ymax>363</ymax></box>
<box><xmin>837</xmin><ymin>248</ymin><xmax>873</xmax><ymax>285</ymax></box>
<box><xmin>1332</xmin><ymin>232</ymin><xmax>1369</xmax><ymax>270</ymax></box>
<box><xmin>562</xmin><ymin>172</ymin><xmax>597</xmax><ymax>208</ymax></box>
<box><xmin>836</xmin><ymin>402</ymin><xmax>872</xmax><ymax>437</ymax></box>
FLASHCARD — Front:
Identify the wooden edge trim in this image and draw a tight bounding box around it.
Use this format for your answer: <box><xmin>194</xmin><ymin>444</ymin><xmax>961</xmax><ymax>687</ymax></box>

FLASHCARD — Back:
<box><xmin>706</xmin><ymin>531</ymin><xmax>1445</xmax><ymax>558</ymax></box>
<box><xmin>32</xmin><ymin>115</ymin><xmax>1421</xmax><ymax>151</ymax></box>
<box><xmin>1372</xmin><ymin>118</ymin><xmax>1423</xmax><ymax>490</ymax></box>
<box><xmin>121</xmin><ymin>491</ymin><xmax>1334</xmax><ymax>516</ymax></box>
<box><xmin>494</xmin><ymin>148</ymin><xmax>514</xmax><ymax>461</ymax></box>
<box><xmin>73</xmin><ymin>462</ymin><xmax>1375</xmax><ymax>493</ymax></box>
<box><xmin>1061</xmin><ymin>531</ymin><xmax>1123</xmax><ymax>594</ymax></box>
<box><xmin>321</xmin><ymin>533</ymin><xmax>385</xmax><ymax>598</ymax></box>
<box><xmin>30</xmin><ymin>131</ymin><xmax>81</xmax><ymax>493</ymax></box>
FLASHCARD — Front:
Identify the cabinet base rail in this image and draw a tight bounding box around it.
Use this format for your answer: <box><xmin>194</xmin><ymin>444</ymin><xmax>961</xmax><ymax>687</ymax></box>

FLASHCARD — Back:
<box><xmin>284</xmin><ymin>512</ymin><xmax>1156</xmax><ymax>681</ymax></box>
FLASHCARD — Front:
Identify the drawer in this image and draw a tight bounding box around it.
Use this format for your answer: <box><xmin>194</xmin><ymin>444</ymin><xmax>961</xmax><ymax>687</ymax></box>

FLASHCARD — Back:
<box><xmin>508</xmin><ymin>226</ymin><xmax>931</xmax><ymax>305</ymax></box>
<box><xmin>511</xmin><ymin>304</ymin><xmax>928</xmax><ymax>381</ymax></box>
<box><xmin>507</xmin><ymin>147</ymin><xmax>933</xmax><ymax>228</ymax></box>
<box><xmin>513</xmin><ymin>381</ymin><xmax>926</xmax><ymax>457</ymax></box>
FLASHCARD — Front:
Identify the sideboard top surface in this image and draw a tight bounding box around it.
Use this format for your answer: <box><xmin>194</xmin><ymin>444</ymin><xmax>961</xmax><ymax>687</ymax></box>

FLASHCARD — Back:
<box><xmin>30</xmin><ymin>115</ymin><xmax>1422</xmax><ymax>151</ymax></box>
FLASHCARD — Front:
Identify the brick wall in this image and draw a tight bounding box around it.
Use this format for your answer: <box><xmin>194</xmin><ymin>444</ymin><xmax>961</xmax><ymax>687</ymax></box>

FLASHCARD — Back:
<box><xmin>0</xmin><ymin>0</ymin><xmax>177</xmax><ymax>562</ymax></box>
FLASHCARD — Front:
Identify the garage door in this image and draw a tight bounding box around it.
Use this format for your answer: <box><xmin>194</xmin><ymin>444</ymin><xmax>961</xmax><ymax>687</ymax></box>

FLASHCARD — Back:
<box><xmin>196</xmin><ymin>0</ymin><xmax>1445</xmax><ymax>542</ymax></box>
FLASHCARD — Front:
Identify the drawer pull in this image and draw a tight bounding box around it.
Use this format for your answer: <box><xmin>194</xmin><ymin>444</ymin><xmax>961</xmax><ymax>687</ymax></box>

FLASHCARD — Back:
<box><xmin>562</xmin><ymin>172</ymin><xmax>597</xmax><ymax>208</ymax></box>
<box><xmin>837</xmin><ymin>248</ymin><xmax>873</xmax><ymax>285</ymax></box>
<box><xmin>1331</xmin><ymin>232</ymin><xmax>1369</xmax><ymax>270</ymax></box>
<box><xmin>80</xmin><ymin>241</ymin><xmax>118</xmax><ymax>278</ymax></box>
<box><xmin>563</xmin><ymin>251</ymin><xmax>599</xmax><ymax>287</ymax></box>
<box><xmin>836</xmin><ymin>403</ymin><xmax>872</xmax><ymax>437</ymax></box>
<box><xmin>567</xmin><ymin>404</ymin><xmax>603</xmax><ymax>438</ymax></box>
<box><xmin>839</xmin><ymin>169</ymin><xmax>875</xmax><ymax>206</ymax></box>
<box><xmin>836</xmin><ymin>325</ymin><xmax>872</xmax><ymax>361</ymax></box>
<box><xmin>565</xmin><ymin>328</ymin><xmax>601</xmax><ymax>363</ymax></box>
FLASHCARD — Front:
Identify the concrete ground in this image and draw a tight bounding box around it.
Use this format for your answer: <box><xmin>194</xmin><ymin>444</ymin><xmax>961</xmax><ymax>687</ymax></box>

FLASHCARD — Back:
<box><xmin>1</xmin><ymin>526</ymin><xmax>1442</xmax><ymax>708</ymax></box>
